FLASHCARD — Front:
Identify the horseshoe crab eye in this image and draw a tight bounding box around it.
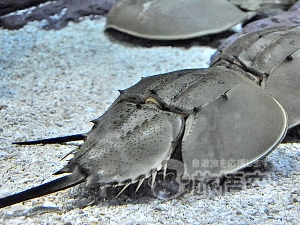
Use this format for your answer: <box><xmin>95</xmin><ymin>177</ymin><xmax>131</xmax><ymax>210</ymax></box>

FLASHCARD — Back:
<box><xmin>145</xmin><ymin>97</ymin><xmax>163</xmax><ymax>109</ymax></box>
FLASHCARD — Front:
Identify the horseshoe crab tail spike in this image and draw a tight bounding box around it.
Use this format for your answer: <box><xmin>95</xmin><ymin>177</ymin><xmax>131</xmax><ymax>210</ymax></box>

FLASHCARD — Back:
<box><xmin>116</xmin><ymin>181</ymin><xmax>131</xmax><ymax>198</ymax></box>
<box><xmin>0</xmin><ymin>164</ymin><xmax>87</xmax><ymax>209</ymax></box>
<box><xmin>12</xmin><ymin>134</ymin><xmax>86</xmax><ymax>145</ymax></box>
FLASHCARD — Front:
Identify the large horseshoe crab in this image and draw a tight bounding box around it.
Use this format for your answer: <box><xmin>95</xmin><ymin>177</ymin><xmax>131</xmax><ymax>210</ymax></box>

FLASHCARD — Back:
<box><xmin>105</xmin><ymin>0</ymin><xmax>298</xmax><ymax>40</ymax></box>
<box><xmin>0</xmin><ymin>24</ymin><xmax>299</xmax><ymax>208</ymax></box>
<box><xmin>105</xmin><ymin>0</ymin><xmax>248</xmax><ymax>40</ymax></box>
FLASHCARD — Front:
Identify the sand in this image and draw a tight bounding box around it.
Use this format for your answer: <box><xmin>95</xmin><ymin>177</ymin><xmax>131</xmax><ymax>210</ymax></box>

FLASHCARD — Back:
<box><xmin>0</xmin><ymin>17</ymin><xmax>299</xmax><ymax>224</ymax></box>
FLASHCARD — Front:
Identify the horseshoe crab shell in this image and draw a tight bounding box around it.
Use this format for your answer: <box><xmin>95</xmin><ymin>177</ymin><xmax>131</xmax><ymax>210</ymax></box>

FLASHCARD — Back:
<box><xmin>106</xmin><ymin>0</ymin><xmax>248</xmax><ymax>40</ymax></box>
<box><xmin>213</xmin><ymin>26</ymin><xmax>300</xmax><ymax>128</ymax></box>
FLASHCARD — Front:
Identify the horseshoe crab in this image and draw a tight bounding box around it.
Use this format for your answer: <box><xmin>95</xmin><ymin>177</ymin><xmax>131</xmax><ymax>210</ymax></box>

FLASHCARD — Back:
<box><xmin>105</xmin><ymin>0</ymin><xmax>297</xmax><ymax>40</ymax></box>
<box><xmin>106</xmin><ymin>0</ymin><xmax>248</xmax><ymax>40</ymax></box>
<box><xmin>1</xmin><ymin>24</ymin><xmax>299</xmax><ymax>208</ymax></box>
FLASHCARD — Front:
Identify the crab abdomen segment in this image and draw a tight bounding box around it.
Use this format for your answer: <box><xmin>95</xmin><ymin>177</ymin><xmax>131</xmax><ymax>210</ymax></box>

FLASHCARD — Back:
<box><xmin>182</xmin><ymin>81</ymin><xmax>287</xmax><ymax>176</ymax></box>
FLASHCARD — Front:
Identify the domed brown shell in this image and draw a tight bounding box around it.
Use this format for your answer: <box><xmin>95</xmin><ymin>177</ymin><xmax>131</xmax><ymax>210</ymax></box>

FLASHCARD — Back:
<box><xmin>106</xmin><ymin>0</ymin><xmax>247</xmax><ymax>40</ymax></box>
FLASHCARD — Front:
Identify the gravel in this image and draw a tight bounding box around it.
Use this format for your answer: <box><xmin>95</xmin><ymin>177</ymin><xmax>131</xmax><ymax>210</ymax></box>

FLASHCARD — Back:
<box><xmin>0</xmin><ymin>17</ymin><xmax>299</xmax><ymax>224</ymax></box>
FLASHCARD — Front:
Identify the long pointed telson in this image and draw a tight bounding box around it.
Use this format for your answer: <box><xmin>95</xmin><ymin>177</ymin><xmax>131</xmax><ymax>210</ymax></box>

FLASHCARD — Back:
<box><xmin>12</xmin><ymin>134</ymin><xmax>86</xmax><ymax>145</ymax></box>
<box><xmin>0</xmin><ymin>164</ymin><xmax>86</xmax><ymax>208</ymax></box>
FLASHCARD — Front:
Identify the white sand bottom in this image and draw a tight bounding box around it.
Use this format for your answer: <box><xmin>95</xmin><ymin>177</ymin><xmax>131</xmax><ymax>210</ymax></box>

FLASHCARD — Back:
<box><xmin>0</xmin><ymin>17</ymin><xmax>299</xmax><ymax>224</ymax></box>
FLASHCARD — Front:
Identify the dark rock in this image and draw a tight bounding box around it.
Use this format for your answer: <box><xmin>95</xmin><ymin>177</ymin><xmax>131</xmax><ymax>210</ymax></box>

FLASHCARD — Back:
<box><xmin>0</xmin><ymin>0</ymin><xmax>116</xmax><ymax>30</ymax></box>
<box><xmin>0</xmin><ymin>0</ymin><xmax>49</xmax><ymax>16</ymax></box>
<box><xmin>283</xmin><ymin>125</ymin><xmax>300</xmax><ymax>143</ymax></box>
